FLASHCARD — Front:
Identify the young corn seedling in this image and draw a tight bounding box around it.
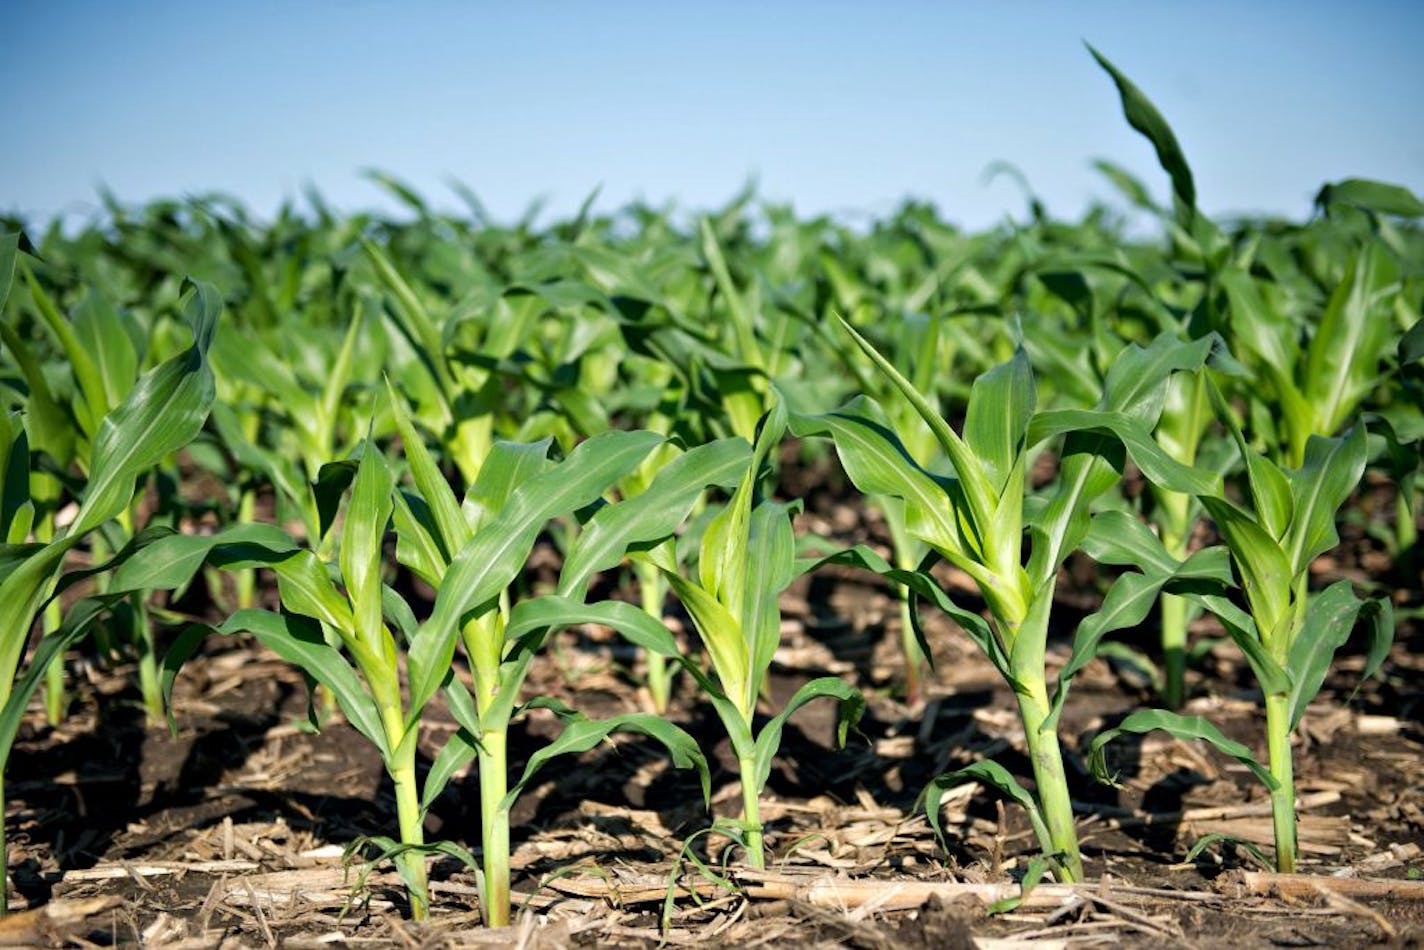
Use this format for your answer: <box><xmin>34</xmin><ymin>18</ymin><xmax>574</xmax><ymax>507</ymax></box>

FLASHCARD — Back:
<box><xmin>793</xmin><ymin>320</ymin><xmax>1221</xmax><ymax>881</ymax></box>
<box><xmin>553</xmin><ymin>399</ymin><xmax>863</xmax><ymax>869</ymax></box>
<box><xmin>0</xmin><ymin>241</ymin><xmax>220</xmax><ymax>912</ymax></box>
<box><xmin>510</xmin><ymin>401</ymin><xmax>864</xmax><ymax>869</ymax></box>
<box><xmin>1089</xmin><ymin>382</ymin><xmax>1393</xmax><ymax>873</ymax></box>
<box><xmin>3</xmin><ymin>254</ymin><xmax>177</xmax><ymax>722</ymax></box>
<box><xmin>376</xmin><ymin>388</ymin><xmax>727</xmax><ymax>924</ymax></box>
<box><xmin>152</xmin><ymin>414</ymin><xmax>716</xmax><ymax>924</ymax></box>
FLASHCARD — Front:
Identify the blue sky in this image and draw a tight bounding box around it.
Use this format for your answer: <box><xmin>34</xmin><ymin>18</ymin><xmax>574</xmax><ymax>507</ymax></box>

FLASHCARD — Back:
<box><xmin>4</xmin><ymin>2</ymin><xmax>1421</xmax><ymax>229</ymax></box>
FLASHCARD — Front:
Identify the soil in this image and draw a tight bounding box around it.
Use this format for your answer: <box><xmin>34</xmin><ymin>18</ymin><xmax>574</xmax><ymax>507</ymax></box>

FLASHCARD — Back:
<box><xmin>6</xmin><ymin>461</ymin><xmax>1423</xmax><ymax>948</ymax></box>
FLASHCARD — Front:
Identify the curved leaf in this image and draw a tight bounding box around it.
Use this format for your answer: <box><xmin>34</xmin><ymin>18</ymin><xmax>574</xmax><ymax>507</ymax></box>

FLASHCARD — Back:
<box><xmin>558</xmin><ymin>437</ymin><xmax>750</xmax><ymax>598</ymax></box>
<box><xmin>1088</xmin><ymin>709</ymin><xmax>1275</xmax><ymax>791</ymax></box>
<box><xmin>749</xmin><ymin>676</ymin><xmax>863</xmax><ymax>796</ymax></box>
<box><xmin>1285</xmin><ymin>580</ymin><xmax>1388</xmax><ymax>729</ymax></box>
<box><xmin>407</xmin><ymin>429</ymin><xmax>663</xmax><ymax>717</ymax></box>
<box><xmin>501</xmin><ymin>713</ymin><xmax>710</xmax><ymax>814</ymax></box>
<box><xmin>70</xmin><ymin>279</ymin><xmax>221</xmax><ymax>536</ymax></box>
<box><xmin>1087</xmin><ymin>44</ymin><xmax>1196</xmax><ymax>215</ymax></box>
<box><xmin>924</xmin><ymin>759</ymin><xmax>1050</xmax><ymax>858</ymax></box>
<box><xmin>217</xmin><ymin>609</ymin><xmax>389</xmax><ymax>760</ymax></box>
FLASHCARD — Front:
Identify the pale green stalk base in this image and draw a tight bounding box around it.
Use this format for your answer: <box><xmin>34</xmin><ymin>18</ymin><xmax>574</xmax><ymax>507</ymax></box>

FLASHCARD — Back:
<box><xmin>235</xmin><ymin>491</ymin><xmax>257</xmax><ymax>611</ymax></box>
<box><xmin>645</xmin><ymin>653</ymin><xmax>672</xmax><ymax>715</ymax></box>
<box><xmin>737</xmin><ymin>755</ymin><xmax>765</xmax><ymax>869</ymax></box>
<box><xmin>638</xmin><ymin>563</ymin><xmax>673</xmax><ymax>714</ymax></box>
<box><xmin>136</xmin><ymin>597</ymin><xmax>164</xmax><ymax>727</ymax></box>
<box><xmin>42</xmin><ymin>599</ymin><xmax>66</xmax><ymax>726</ymax></box>
<box><xmin>1017</xmin><ymin>691</ymin><xmax>1084</xmax><ymax>882</ymax></box>
<box><xmin>1397</xmin><ymin>492</ymin><xmax>1419</xmax><ymax>559</ymax></box>
<box><xmin>479</xmin><ymin>730</ymin><xmax>511</xmax><ymax>927</ymax></box>
<box><xmin>391</xmin><ymin>764</ymin><xmax>429</xmax><ymax>922</ymax></box>
<box><xmin>1160</xmin><ymin>592</ymin><xmax>1188</xmax><ymax>710</ymax></box>
<box><xmin>1264</xmin><ymin>693</ymin><xmax>1297</xmax><ymax>873</ymax></box>
<box><xmin>138</xmin><ymin>642</ymin><xmax>164</xmax><ymax>727</ymax></box>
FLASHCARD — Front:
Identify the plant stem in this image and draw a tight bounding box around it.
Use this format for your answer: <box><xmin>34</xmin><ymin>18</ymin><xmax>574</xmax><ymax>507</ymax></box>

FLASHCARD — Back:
<box><xmin>1264</xmin><ymin>692</ymin><xmax>1297</xmax><ymax>873</ymax></box>
<box><xmin>134</xmin><ymin>598</ymin><xmax>164</xmax><ymax>727</ymax></box>
<box><xmin>737</xmin><ymin>754</ymin><xmax>765</xmax><ymax>868</ymax></box>
<box><xmin>1017</xmin><ymin>690</ymin><xmax>1084</xmax><ymax>882</ymax></box>
<box><xmin>1160</xmin><ymin>592</ymin><xmax>1188</xmax><ymax>709</ymax></box>
<box><xmin>378</xmin><ymin>693</ymin><xmax>427</xmax><ymax>921</ymax></box>
<box><xmin>478</xmin><ymin>728</ymin><xmax>511</xmax><ymax>927</ymax></box>
<box><xmin>390</xmin><ymin>762</ymin><xmax>429</xmax><ymax>922</ymax></box>
<box><xmin>637</xmin><ymin>561</ymin><xmax>672</xmax><ymax>714</ymax></box>
<box><xmin>234</xmin><ymin>490</ymin><xmax>257</xmax><ymax>610</ymax></box>
<box><xmin>42</xmin><ymin>598</ymin><xmax>65</xmax><ymax>726</ymax></box>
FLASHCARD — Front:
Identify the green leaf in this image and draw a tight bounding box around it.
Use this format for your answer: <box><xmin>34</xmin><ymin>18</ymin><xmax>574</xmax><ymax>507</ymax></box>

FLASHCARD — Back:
<box><xmin>790</xmin><ymin>398</ymin><xmax>965</xmax><ymax>558</ymax></box>
<box><xmin>741</xmin><ymin>501</ymin><xmax>798</xmax><ymax>703</ymax></box>
<box><xmin>159</xmin><ymin>623</ymin><xmax>211</xmax><ymax>735</ymax></box>
<box><xmin>820</xmin><ymin>544</ymin><xmax>1014</xmax><ymax>685</ymax></box>
<box><xmin>963</xmin><ymin>348</ymin><xmax>1034</xmax><ymax>494</ymax></box>
<box><xmin>21</xmin><ymin>261</ymin><xmax>109</xmax><ymax>436</ymax></box>
<box><xmin>505</xmin><ymin>594</ymin><xmax>681</xmax><ymax>658</ymax></box>
<box><xmin>1028</xmin><ymin>408</ymin><xmax>1222</xmax><ymax>498</ymax></box>
<box><xmin>1316</xmin><ymin>178</ymin><xmax>1424</xmax><ymax>218</ymax></box>
<box><xmin>1218</xmin><ymin>268</ymin><xmax>1298</xmax><ymax>383</ymax></box>
<box><xmin>1193</xmin><ymin>592</ymin><xmax>1291</xmax><ymax>695</ymax></box>
<box><xmin>661</xmin><ymin>569</ymin><xmax>749</xmax><ymax>711</ymax></box>
<box><xmin>0</xmin><ymin>596</ymin><xmax>119</xmax><ymax>769</ymax></box>
<box><xmin>501</xmin><ymin>712</ymin><xmax>710</xmax><ymax>815</ymax></box>
<box><xmin>1097</xmin><ymin>332</ymin><xmax>1215</xmax><ymax>425</ymax></box>
<box><xmin>1284</xmin><ymin>428</ymin><xmax>1367</xmax><ymax>576</ymax></box>
<box><xmin>1200</xmin><ymin>496</ymin><xmax>1293</xmax><ymax>642</ymax></box>
<box><xmin>1302</xmin><ymin>244</ymin><xmax>1398</xmax><ymax>436</ymax></box>
<box><xmin>0</xmin><ymin>320</ymin><xmax>75</xmax><ymax>466</ymax></box>
<box><xmin>340</xmin><ymin>440</ymin><xmax>395</xmax><ymax>652</ymax></box>
<box><xmin>108</xmin><ymin>522</ymin><xmax>294</xmax><ymax>594</ymax></box>
<box><xmin>217</xmin><ymin>609</ymin><xmax>389</xmax><ymax>760</ymax></box>
<box><xmin>464</xmin><ymin>438</ymin><xmax>553</xmax><ymax>530</ymax></box>
<box><xmin>72</xmin><ymin>291</ymin><xmax>138</xmax><ymax>413</ymax></box>
<box><xmin>558</xmin><ymin>437</ymin><xmax>750</xmax><ymax>598</ymax></box>
<box><xmin>269</xmin><ymin>548</ymin><xmax>356</xmax><ymax>633</ymax></box>
<box><xmin>1088</xmin><ymin>709</ymin><xmax>1276</xmax><ymax>791</ymax></box>
<box><xmin>924</xmin><ymin>760</ymin><xmax>1051</xmax><ymax>859</ymax></box>
<box><xmin>1087</xmin><ymin>44</ymin><xmax>1196</xmax><ymax>216</ymax></box>
<box><xmin>1047</xmin><ymin>541</ymin><xmax>1232</xmax><ymax>729</ymax></box>
<box><xmin>407</xmin><ymin>429</ymin><xmax>663</xmax><ymax>717</ymax></box>
<box><xmin>700</xmin><ymin>400</ymin><xmax>786</xmax><ymax>622</ymax></box>
<box><xmin>391</xmin><ymin>490</ymin><xmax>449</xmax><ymax>587</ymax></box>
<box><xmin>1284</xmin><ymin>580</ymin><xmax>1385</xmax><ymax>729</ymax></box>
<box><xmin>69</xmin><ymin>279</ymin><xmax>220</xmax><ymax>537</ymax></box>
<box><xmin>386</xmin><ymin>378</ymin><xmax>469</xmax><ymax>556</ymax></box>
<box><xmin>0</xmin><ymin>232</ymin><xmax>18</xmax><ymax>309</ymax></box>
<box><xmin>836</xmin><ymin>316</ymin><xmax>998</xmax><ymax>539</ymax></box>
<box><xmin>421</xmin><ymin>726</ymin><xmax>479</xmax><ymax>813</ymax></box>
<box><xmin>749</xmin><ymin>676</ymin><xmax>863</xmax><ymax>796</ymax></box>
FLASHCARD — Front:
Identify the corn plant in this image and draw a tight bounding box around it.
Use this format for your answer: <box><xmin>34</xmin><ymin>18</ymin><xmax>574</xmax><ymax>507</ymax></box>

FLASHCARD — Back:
<box><xmin>557</xmin><ymin>400</ymin><xmax>863</xmax><ymax>868</ymax></box>
<box><xmin>508</xmin><ymin>402</ymin><xmax>864</xmax><ymax>869</ymax></box>
<box><xmin>381</xmin><ymin>389</ymin><xmax>750</xmax><ymax>924</ymax></box>
<box><xmin>1089</xmin><ymin>384</ymin><xmax>1393</xmax><ymax>873</ymax></box>
<box><xmin>2</xmin><ymin>255</ymin><xmax>171</xmax><ymax>721</ymax></box>
<box><xmin>151</xmin><ymin>415</ymin><xmax>719</xmax><ymax>923</ymax></box>
<box><xmin>0</xmin><ymin>239</ymin><xmax>220</xmax><ymax>912</ymax></box>
<box><xmin>793</xmin><ymin>321</ymin><xmax>1221</xmax><ymax>881</ymax></box>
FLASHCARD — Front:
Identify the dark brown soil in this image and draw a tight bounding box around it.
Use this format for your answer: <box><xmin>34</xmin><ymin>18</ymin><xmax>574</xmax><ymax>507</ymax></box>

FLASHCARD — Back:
<box><xmin>7</xmin><ymin>480</ymin><xmax>1423</xmax><ymax>948</ymax></box>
